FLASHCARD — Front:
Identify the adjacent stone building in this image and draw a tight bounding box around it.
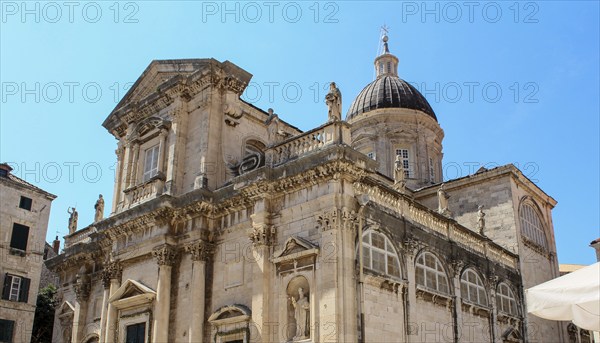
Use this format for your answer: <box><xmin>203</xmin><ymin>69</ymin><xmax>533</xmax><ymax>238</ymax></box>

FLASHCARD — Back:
<box><xmin>47</xmin><ymin>36</ymin><xmax>569</xmax><ymax>343</ymax></box>
<box><xmin>0</xmin><ymin>163</ymin><xmax>57</xmax><ymax>343</ymax></box>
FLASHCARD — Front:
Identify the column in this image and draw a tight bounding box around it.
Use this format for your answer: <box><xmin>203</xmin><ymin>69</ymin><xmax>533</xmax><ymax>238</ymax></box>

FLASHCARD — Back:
<box><xmin>158</xmin><ymin>129</ymin><xmax>168</xmax><ymax>174</ymax></box>
<box><xmin>339</xmin><ymin>209</ymin><xmax>358</xmax><ymax>342</ymax></box>
<box><xmin>111</xmin><ymin>142</ymin><xmax>124</xmax><ymax>213</ymax></box>
<box><xmin>104</xmin><ymin>261</ymin><xmax>122</xmax><ymax>343</ymax></box>
<box><xmin>403</xmin><ymin>237</ymin><xmax>419</xmax><ymax>343</ymax></box>
<box><xmin>152</xmin><ymin>245</ymin><xmax>177</xmax><ymax>343</ymax></box>
<box><xmin>130</xmin><ymin>143</ymin><xmax>140</xmax><ymax>186</ymax></box>
<box><xmin>186</xmin><ymin>241</ymin><xmax>214</xmax><ymax>343</ymax></box>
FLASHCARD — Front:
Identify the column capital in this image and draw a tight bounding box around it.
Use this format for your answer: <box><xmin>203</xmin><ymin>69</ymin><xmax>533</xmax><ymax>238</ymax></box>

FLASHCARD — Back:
<box><xmin>74</xmin><ymin>274</ymin><xmax>91</xmax><ymax>302</ymax></box>
<box><xmin>403</xmin><ymin>236</ymin><xmax>420</xmax><ymax>256</ymax></box>
<box><xmin>153</xmin><ymin>244</ymin><xmax>178</xmax><ymax>266</ymax></box>
<box><xmin>185</xmin><ymin>240</ymin><xmax>215</xmax><ymax>261</ymax></box>
<box><xmin>101</xmin><ymin>260</ymin><xmax>122</xmax><ymax>288</ymax></box>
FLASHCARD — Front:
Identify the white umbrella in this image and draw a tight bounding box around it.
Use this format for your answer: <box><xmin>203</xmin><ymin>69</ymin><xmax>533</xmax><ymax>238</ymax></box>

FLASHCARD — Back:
<box><xmin>525</xmin><ymin>262</ymin><xmax>600</xmax><ymax>331</ymax></box>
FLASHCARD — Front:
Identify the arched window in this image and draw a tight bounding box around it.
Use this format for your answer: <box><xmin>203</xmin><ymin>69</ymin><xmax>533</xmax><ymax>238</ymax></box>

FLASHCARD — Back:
<box><xmin>415</xmin><ymin>252</ymin><xmax>449</xmax><ymax>294</ymax></box>
<box><xmin>360</xmin><ymin>230</ymin><xmax>401</xmax><ymax>278</ymax></box>
<box><xmin>460</xmin><ymin>268</ymin><xmax>488</xmax><ymax>306</ymax></box>
<box><xmin>519</xmin><ymin>202</ymin><xmax>548</xmax><ymax>250</ymax></box>
<box><xmin>497</xmin><ymin>282</ymin><xmax>518</xmax><ymax>316</ymax></box>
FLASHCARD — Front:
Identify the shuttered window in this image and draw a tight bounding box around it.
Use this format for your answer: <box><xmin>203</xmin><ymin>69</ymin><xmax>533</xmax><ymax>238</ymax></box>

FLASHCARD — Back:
<box><xmin>9</xmin><ymin>223</ymin><xmax>29</xmax><ymax>251</ymax></box>
<box><xmin>2</xmin><ymin>274</ymin><xmax>30</xmax><ymax>303</ymax></box>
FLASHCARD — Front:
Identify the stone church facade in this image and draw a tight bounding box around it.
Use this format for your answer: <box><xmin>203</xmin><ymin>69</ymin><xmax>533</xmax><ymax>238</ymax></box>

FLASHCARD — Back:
<box><xmin>47</xmin><ymin>36</ymin><xmax>568</xmax><ymax>343</ymax></box>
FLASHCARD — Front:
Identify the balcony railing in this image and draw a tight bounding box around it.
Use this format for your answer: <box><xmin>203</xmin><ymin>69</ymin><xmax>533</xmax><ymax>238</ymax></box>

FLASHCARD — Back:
<box><xmin>267</xmin><ymin>121</ymin><xmax>351</xmax><ymax>166</ymax></box>
<box><xmin>123</xmin><ymin>177</ymin><xmax>165</xmax><ymax>209</ymax></box>
<box><xmin>64</xmin><ymin>226</ymin><xmax>96</xmax><ymax>249</ymax></box>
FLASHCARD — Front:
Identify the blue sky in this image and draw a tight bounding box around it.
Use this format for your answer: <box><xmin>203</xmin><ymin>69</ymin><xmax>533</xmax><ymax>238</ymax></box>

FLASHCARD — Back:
<box><xmin>1</xmin><ymin>1</ymin><xmax>598</xmax><ymax>265</ymax></box>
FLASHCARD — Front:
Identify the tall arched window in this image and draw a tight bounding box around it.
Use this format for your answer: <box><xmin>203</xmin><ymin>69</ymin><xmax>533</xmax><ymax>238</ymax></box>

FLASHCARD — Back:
<box><xmin>415</xmin><ymin>252</ymin><xmax>449</xmax><ymax>294</ymax></box>
<box><xmin>360</xmin><ymin>230</ymin><xmax>401</xmax><ymax>278</ymax></box>
<box><xmin>519</xmin><ymin>202</ymin><xmax>548</xmax><ymax>250</ymax></box>
<box><xmin>460</xmin><ymin>268</ymin><xmax>488</xmax><ymax>306</ymax></box>
<box><xmin>497</xmin><ymin>282</ymin><xmax>518</xmax><ymax>316</ymax></box>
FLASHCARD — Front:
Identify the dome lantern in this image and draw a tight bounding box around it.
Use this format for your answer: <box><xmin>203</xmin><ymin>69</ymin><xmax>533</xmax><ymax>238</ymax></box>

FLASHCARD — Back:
<box><xmin>374</xmin><ymin>34</ymin><xmax>399</xmax><ymax>78</ymax></box>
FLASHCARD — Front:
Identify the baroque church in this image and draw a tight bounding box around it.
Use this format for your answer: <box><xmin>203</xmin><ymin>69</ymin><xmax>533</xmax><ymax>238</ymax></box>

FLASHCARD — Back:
<box><xmin>47</xmin><ymin>35</ymin><xmax>570</xmax><ymax>343</ymax></box>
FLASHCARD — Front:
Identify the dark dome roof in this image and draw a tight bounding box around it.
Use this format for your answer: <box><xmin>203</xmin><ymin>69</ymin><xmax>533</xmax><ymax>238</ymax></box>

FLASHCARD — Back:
<box><xmin>346</xmin><ymin>76</ymin><xmax>437</xmax><ymax>121</ymax></box>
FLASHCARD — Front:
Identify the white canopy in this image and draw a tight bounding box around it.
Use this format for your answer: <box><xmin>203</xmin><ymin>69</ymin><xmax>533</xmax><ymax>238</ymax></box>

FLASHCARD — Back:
<box><xmin>525</xmin><ymin>262</ymin><xmax>600</xmax><ymax>331</ymax></box>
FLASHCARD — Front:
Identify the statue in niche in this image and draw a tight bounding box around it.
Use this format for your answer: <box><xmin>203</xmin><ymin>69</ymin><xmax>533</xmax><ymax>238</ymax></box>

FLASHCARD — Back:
<box><xmin>67</xmin><ymin>207</ymin><xmax>78</xmax><ymax>234</ymax></box>
<box><xmin>477</xmin><ymin>205</ymin><xmax>486</xmax><ymax>235</ymax></box>
<box><xmin>290</xmin><ymin>287</ymin><xmax>310</xmax><ymax>340</ymax></box>
<box><xmin>325</xmin><ymin>82</ymin><xmax>342</xmax><ymax>122</ymax></box>
<box><xmin>394</xmin><ymin>154</ymin><xmax>406</xmax><ymax>190</ymax></box>
<box><xmin>437</xmin><ymin>183</ymin><xmax>451</xmax><ymax>216</ymax></box>
<box><xmin>94</xmin><ymin>194</ymin><xmax>104</xmax><ymax>222</ymax></box>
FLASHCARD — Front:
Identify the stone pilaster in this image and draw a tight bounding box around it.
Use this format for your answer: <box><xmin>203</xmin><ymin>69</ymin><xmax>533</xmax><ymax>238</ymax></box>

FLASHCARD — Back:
<box><xmin>112</xmin><ymin>142</ymin><xmax>125</xmax><ymax>213</ymax></box>
<box><xmin>152</xmin><ymin>244</ymin><xmax>177</xmax><ymax>343</ymax></box>
<box><xmin>103</xmin><ymin>260</ymin><xmax>122</xmax><ymax>343</ymax></box>
<box><xmin>72</xmin><ymin>273</ymin><xmax>90</xmax><ymax>343</ymax></box>
<box><xmin>185</xmin><ymin>241</ymin><xmax>214</xmax><ymax>343</ymax></box>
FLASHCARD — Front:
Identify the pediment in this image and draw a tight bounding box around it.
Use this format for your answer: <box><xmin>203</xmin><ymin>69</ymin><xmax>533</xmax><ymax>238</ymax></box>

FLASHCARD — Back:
<box><xmin>103</xmin><ymin>59</ymin><xmax>253</xmax><ymax>137</ymax></box>
<box><xmin>272</xmin><ymin>236</ymin><xmax>319</xmax><ymax>264</ymax></box>
<box><xmin>108</xmin><ymin>279</ymin><xmax>156</xmax><ymax>304</ymax></box>
<box><xmin>57</xmin><ymin>301</ymin><xmax>75</xmax><ymax>315</ymax></box>
<box><xmin>501</xmin><ymin>326</ymin><xmax>522</xmax><ymax>342</ymax></box>
<box><xmin>208</xmin><ymin>304</ymin><xmax>251</xmax><ymax>326</ymax></box>
<box><xmin>116</xmin><ymin>59</ymin><xmax>214</xmax><ymax>112</ymax></box>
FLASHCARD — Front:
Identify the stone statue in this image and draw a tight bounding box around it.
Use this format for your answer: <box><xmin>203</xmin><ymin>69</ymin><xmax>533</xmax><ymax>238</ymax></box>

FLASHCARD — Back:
<box><xmin>437</xmin><ymin>184</ymin><xmax>451</xmax><ymax>216</ymax></box>
<box><xmin>290</xmin><ymin>287</ymin><xmax>310</xmax><ymax>340</ymax></box>
<box><xmin>325</xmin><ymin>82</ymin><xmax>342</xmax><ymax>122</ymax></box>
<box><xmin>394</xmin><ymin>154</ymin><xmax>406</xmax><ymax>190</ymax></box>
<box><xmin>94</xmin><ymin>194</ymin><xmax>104</xmax><ymax>222</ymax></box>
<box><xmin>477</xmin><ymin>205</ymin><xmax>486</xmax><ymax>235</ymax></box>
<box><xmin>68</xmin><ymin>207</ymin><xmax>78</xmax><ymax>234</ymax></box>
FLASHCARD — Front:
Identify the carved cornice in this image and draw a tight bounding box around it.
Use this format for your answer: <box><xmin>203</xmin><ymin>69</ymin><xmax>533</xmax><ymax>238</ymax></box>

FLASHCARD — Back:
<box><xmin>185</xmin><ymin>240</ymin><xmax>215</xmax><ymax>262</ymax></box>
<box><xmin>105</xmin><ymin>207</ymin><xmax>174</xmax><ymax>241</ymax></box>
<box><xmin>152</xmin><ymin>244</ymin><xmax>178</xmax><ymax>266</ymax></box>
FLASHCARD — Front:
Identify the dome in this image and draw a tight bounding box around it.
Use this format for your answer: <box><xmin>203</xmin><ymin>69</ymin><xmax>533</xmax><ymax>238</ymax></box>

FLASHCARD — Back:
<box><xmin>346</xmin><ymin>33</ymin><xmax>437</xmax><ymax>121</ymax></box>
<box><xmin>346</xmin><ymin>76</ymin><xmax>437</xmax><ymax>121</ymax></box>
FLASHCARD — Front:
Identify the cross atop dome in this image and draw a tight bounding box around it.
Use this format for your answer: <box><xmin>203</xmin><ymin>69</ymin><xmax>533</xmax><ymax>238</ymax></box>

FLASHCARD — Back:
<box><xmin>381</xmin><ymin>25</ymin><xmax>390</xmax><ymax>54</ymax></box>
<box><xmin>374</xmin><ymin>28</ymin><xmax>399</xmax><ymax>78</ymax></box>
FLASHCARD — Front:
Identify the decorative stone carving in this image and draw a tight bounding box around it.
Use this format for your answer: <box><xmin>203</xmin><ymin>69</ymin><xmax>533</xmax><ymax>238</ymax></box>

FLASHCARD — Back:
<box><xmin>152</xmin><ymin>244</ymin><xmax>178</xmax><ymax>266</ymax></box>
<box><xmin>393</xmin><ymin>154</ymin><xmax>406</xmax><ymax>191</ymax></box>
<box><xmin>403</xmin><ymin>236</ymin><xmax>419</xmax><ymax>255</ymax></box>
<box><xmin>290</xmin><ymin>287</ymin><xmax>310</xmax><ymax>340</ymax></box>
<box><xmin>477</xmin><ymin>205</ymin><xmax>486</xmax><ymax>235</ymax></box>
<box><xmin>437</xmin><ymin>183</ymin><xmax>451</xmax><ymax>216</ymax></box>
<box><xmin>325</xmin><ymin>82</ymin><xmax>342</xmax><ymax>122</ymax></box>
<box><xmin>74</xmin><ymin>273</ymin><xmax>91</xmax><ymax>302</ymax></box>
<box><xmin>94</xmin><ymin>194</ymin><xmax>105</xmax><ymax>222</ymax></box>
<box><xmin>185</xmin><ymin>240</ymin><xmax>215</xmax><ymax>261</ymax></box>
<box><xmin>449</xmin><ymin>259</ymin><xmax>464</xmax><ymax>277</ymax></box>
<box><xmin>316</xmin><ymin>208</ymin><xmax>358</xmax><ymax>232</ymax></box>
<box><xmin>248</xmin><ymin>213</ymin><xmax>276</xmax><ymax>247</ymax></box>
<box><xmin>101</xmin><ymin>260</ymin><xmax>122</xmax><ymax>288</ymax></box>
<box><xmin>68</xmin><ymin>207</ymin><xmax>78</xmax><ymax>234</ymax></box>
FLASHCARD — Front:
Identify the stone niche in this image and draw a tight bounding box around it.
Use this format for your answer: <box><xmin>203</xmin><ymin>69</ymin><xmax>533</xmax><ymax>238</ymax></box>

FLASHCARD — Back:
<box><xmin>272</xmin><ymin>236</ymin><xmax>319</xmax><ymax>343</ymax></box>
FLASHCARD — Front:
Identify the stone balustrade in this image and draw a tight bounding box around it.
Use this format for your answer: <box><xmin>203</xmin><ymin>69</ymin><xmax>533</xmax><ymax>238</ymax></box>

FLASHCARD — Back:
<box><xmin>267</xmin><ymin>121</ymin><xmax>351</xmax><ymax>166</ymax></box>
<box><xmin>354</xmin><ymin>182</ymin><xmax>519</xmax><ymax>269</ymax></box>
<box><xmin>123</xmin><ymin>177</ymin><xmax>164</xmax><ymax>208</ymax></box>
<box><xmin>64</xmin><ymin>226</ymin><xmax>96</xmax><ymax>249</ymax></box>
